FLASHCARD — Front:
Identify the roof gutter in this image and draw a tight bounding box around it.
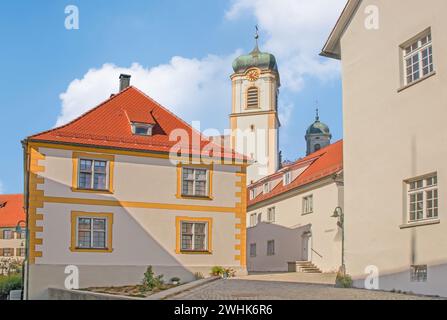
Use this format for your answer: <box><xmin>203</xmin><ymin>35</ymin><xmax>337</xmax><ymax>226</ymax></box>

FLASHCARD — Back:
<box><xmin>320</xmin><ymin>0</ymin><xmax>362</xmax><ymax>60</ymax></box>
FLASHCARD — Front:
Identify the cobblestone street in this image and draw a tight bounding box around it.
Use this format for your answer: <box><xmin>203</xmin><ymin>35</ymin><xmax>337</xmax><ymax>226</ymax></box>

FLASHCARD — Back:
<box><xmin>170</xmin><ymin>278</ymin><xmax>438</xmax><ymax>300</ymax></box>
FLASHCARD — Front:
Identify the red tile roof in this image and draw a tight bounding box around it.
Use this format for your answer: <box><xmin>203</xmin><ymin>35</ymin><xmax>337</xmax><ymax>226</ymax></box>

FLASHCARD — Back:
<box><xmin>28</xmin><ymin>86</ymin><xmax>246</xmax><ymax>162</ymax></box>
<box><xmin>0</xmin><ymin>194</ymin><xmax>25</xmax><ymax>228</ymax></box>
<box><xmin>248</xmin><ymin>140</ymin><xmax>343</xmax><ymax>206</ymax></box>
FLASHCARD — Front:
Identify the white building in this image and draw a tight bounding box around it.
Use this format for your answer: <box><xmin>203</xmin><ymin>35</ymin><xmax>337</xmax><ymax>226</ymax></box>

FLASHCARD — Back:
<box><xmin>246</xmin><ymin>134</ymin><xmax>343</xmax><ymax>274</ymax></box>
<box><xmin>322</xmin><ymin>0</ymin><xmax>447</xmax><ymax>296</ymax></box>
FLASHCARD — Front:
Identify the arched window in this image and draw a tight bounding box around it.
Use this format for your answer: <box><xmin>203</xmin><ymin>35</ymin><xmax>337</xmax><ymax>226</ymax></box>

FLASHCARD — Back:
<box><xmin>314</xmin><ymin>144</ymin><xmax>321</xmax><ymax>152</ymax></box>
<box><xmin>246</xmin><ymin>87</ymin><xmax>259</xmax><ymax>109</ymax></box>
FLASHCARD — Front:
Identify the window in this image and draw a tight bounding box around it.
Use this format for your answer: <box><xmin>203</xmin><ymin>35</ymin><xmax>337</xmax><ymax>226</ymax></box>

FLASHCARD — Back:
<box><xmin>283</xmin><ymin>171</ymin><xmax>292</xmax><ymax>186</ymax></box>
<box><xmin>249</xmin><ymin>189</ymin><xmax>255</xmax><ymax>200</ymax></box>
<box><xmin>267</xmin><ymin>207</ymin><xmax>276</xmax><ymax>223</ymax></box>
<box><xmin>17</xmin><ymin>231</ymin><xmax>26</xmax><ymax>240</ymax></box>
<box><xmin>407</xmin><ymin>174</ymin><xmax>438</xmax><ymax>222</ymax></box>
<box><xmin>314</xmin><ymin>144</ymin><xmax>321</xmax><ymax>152</ymax></box>
<box><xmin>176</xmin><ymin>217</ymin><xmax>212</xmax><ymax>253</ymax></box>
<box><xmin>263</xmin><ymin>182</ymin><xmax>270</xmax><ymax>194</ymax></box>
<box><xmin>250</xmin><ymin>213</ymin><xmax>257</xmax><ymax>227</ymax></box>
<box><xmin>70</xmin><ymin>212</ymin><xmax>113</xmax><ymax>253</ymax></box>
<box><xmin>0</xmin><ymin>248</ymin><xmax>14</xmax><ymax>257</ymax></box>
<box><xmin>78</xmin><ymin>159</ymin><xmax>108</xmax><ymax>190</ymax></box>
<box><xmin>73</xmin><ymin>152</ymin><xmax>115</xmax><ymax>193</ymax></box>
<box><xmin>182</xmin><ymin>167</ymin><xmax>209</xmax><ymax>197</ymax></box>
<box><xmin>403</xmin><ymin>32</ymin><xmax>434</xmax><ymax>86</ymax></box>
<box><xmin>246</xmin><ymin>87</ymin><xmax>259</xmax><ymax>109</ymax></box>
<box><xmin>16</xmin><ymin>248</ymin><xmax>25</xmax><ymax>257</ymax></box>
<box><xmin>411</xmin><ymin>265</ymin><xmax>428</xmax><ymax>282</ymax></box>
<box><xmin>77</xmin><ymin>217</ymin><xmax>107</xmax><ymax>249</ymax></box>
<box><xmin>267</xmin><ymin>240</ymin><xmax>275</xmax><ymax>256</ymax></box>
<box><xmin>250</xmin><ymin>243</ymin><xmax>257</xmax><ymax>257</ymax></box>
<box><xmin>132</xmin><ymin>123</ymin><xmax>154</xmax><ymax>136</ymax></box>
<box><xmin>303</xmin><ymin>195</ymin><xmax>314</xmax><ymax>215</ymax></box>
<box><xmin>3</xmin><ymin>230</ymin><xmax>14</xmax><ymax>240</ymax></box>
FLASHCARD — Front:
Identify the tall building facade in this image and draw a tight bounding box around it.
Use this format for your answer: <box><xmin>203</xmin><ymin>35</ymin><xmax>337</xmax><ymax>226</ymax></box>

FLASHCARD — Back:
<box><xmin>322</xmin><ymin>0</ymin><xmax>447</xmax><ymax>297</ymax></box>
<box><xmin>230</xmin><ymin>35</ymin><xmax>281</xmax><ymax>184</ymax></box>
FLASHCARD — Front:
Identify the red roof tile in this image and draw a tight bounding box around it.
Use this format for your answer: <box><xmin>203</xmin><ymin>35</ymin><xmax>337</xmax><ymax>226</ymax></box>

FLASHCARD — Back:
<box><xmin>248</xmin><ymin>140</ymin><xmax>343</xmax><ymax>206</ymax></box>
<box><xmin>28</xmin><ymin>86</ymin><xmax>246</xmax><ymax>162</ymax></box>
<box><xmin>0</xmin><ymin>194</ymin><xmax>25</xmax><ymax>228</ymax></box>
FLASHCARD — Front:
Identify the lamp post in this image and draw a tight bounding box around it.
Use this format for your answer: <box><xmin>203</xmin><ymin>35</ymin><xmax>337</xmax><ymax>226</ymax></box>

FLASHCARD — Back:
<box><xmin>332</xmin><ymin>207</ymin><xmax>345</xmax><ymax>275</ymax></box>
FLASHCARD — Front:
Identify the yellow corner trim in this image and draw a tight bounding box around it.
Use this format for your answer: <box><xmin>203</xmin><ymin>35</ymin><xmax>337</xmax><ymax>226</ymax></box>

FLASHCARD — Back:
<box><xmin>70</xmin><ymin>211</ymin><xmax>114</xmax><ymax>253</ymax></box>
<box><xmin>175</xmin><ymin>216</ymin><xmax>213</xmax><ymax>255</ymax></box>
<box><xmin>176</xmin><ymin>162</ymin><xmax>214</xmax><ymax>200</ymax></box>
<box><xmin>72</xmin><ymin>152</ymin><xmax>115</xmax><ymax>194</ymax></box>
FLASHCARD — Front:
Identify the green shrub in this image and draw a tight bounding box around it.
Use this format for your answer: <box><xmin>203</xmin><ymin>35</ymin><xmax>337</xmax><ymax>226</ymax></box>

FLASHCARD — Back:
<box><xmin>141</xmin><ymin>266</ymin><xmax>164</xmax><ymax>291</ymax></box>
<box><xmin>0</xmin><ymin>274</ymin><xmax>22</xmax><ymax>300</ymax></box>
<box><xmin>194</xmin><ymin>272</ymin><xmax>205</xmax><ymax>280</ymax></box>
<box><xmin>211</xmin><ymin>266</ymin><xmax>225</xmax><ymax>277</ymax></box>
<box><xmin>335</xmin><ymin>272</ymin><xmax>353</xmax><ymax>288</ymax></box>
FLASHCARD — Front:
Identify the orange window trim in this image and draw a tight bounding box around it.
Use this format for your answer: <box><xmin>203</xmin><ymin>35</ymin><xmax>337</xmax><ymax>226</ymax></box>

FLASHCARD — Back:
<box><xmin>175</xmin><ymin>216</ymin><xmax>213</xmax><ymax>254</ymax></box>
<box><xmin>176</xmin><ymin>162</ymin><xmax>214</xmax><ymax>200</ymax></box>
<box><xmin>70</xmin><ymin>211</ymin><xmax>114</xmax><ymax>253</ymax></box>
<box><xmin>72</xmin><ymin>152</ymin><xmax>115</xmax><ymax>194</ymax></box>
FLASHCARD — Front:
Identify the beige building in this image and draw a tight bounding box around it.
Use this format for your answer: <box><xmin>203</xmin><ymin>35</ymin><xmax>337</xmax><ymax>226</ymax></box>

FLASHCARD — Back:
<box><xmin>322</xmin><ymin>0</ymin><xmax>447</xmax><ymax>296</ymax></box>
<box><xmin>247</xmin><ymin>140</ymin><xmax>343</xmax><ymax>273</ymax></box>
<box><xmin>23</xmin><ymin>76</ymin><xmax>248</xmax><ymax>299</ymax></box>
<box><xmin>0</xmin><ymin>194</ymin><xmax>26</xmax><ymax>267</ymax></box>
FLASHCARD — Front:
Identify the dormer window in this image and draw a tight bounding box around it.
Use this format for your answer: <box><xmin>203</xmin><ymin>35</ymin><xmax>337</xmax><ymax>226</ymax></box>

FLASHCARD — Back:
<box><xmin>283</xmin><ymin>171</ymin><xmax>292</xmax><ymax>186</ymax></box>
<box><xmin>132</xmin><ymin>123</ymin><xmax>154</xmax><ymax>136</ymax></box>
<box><xmin>263</xmin><ymin>182</ymin><xmax>270</xmax><ymax>194</ymax></box>
<box><xmin>249</xmin><ymin>189</ymin><xmax>255</xmax><ymax>200</ymax></box>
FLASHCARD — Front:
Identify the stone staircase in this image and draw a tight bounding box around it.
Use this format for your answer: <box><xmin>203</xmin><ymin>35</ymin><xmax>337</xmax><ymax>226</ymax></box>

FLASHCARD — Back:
<box><xmin>288</xmin><ymin>261</ymin><xmax>323</xmax><ymax>274</ymax></box>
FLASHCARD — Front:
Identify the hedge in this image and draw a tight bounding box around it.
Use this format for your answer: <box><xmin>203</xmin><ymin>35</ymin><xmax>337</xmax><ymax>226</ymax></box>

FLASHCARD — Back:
<box><xmin>0</xmin><ymin>274</ymin><xmax>22</xmax><ymax>300</ymax></box>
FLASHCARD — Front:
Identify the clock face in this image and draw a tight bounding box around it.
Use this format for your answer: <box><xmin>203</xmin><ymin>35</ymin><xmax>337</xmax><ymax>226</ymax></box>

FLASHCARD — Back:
<box><xmin>247</xmin><ymin>69</ymin><xmax>260</xmax><ymax>82</ymax></box>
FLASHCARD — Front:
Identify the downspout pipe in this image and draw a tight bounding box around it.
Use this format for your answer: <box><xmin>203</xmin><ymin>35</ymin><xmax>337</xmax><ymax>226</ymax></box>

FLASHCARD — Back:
<box><xmin>21</xmin><ymin>139</ymin><xmax>30</xmax><ymax>300</ymax></box>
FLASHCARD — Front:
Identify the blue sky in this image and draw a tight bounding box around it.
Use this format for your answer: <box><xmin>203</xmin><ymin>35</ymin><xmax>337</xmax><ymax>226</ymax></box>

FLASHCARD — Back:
<box><xmin>0</xmin><ymin>0</ymin><xmax>345</xmax><ymax>194</ymax></box>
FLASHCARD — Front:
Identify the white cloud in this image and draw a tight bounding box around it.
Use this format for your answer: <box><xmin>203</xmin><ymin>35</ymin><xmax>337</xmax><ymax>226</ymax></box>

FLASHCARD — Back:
<box><xmin>226</xmin><ymin>0</ymin><xmax>346</xmax><ymax>91</ymax></box>
<box><xmin>56</xmin><ymin>53</ymin><xmax>240</xmax><ymax>129</ymax></box>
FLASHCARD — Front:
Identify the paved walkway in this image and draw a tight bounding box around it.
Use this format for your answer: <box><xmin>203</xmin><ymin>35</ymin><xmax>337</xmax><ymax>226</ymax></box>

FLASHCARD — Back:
<box><xmin>170</xmin><ymin>278</ymin><xmax>438</xmax><ymax>300</ymax></box>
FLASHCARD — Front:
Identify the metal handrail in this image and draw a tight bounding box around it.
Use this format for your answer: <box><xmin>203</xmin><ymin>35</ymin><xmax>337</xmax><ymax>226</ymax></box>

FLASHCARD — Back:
<box><xmin>312</xmin><ymin>248</ymin><xmax>323</xmax><ymax>258</ymax></box>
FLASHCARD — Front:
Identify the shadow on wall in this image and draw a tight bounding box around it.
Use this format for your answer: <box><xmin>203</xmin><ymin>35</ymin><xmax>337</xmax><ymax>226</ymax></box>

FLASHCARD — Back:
<box><xmin>247</xmin><ymin>222</ymin><xmax>311</xmax><ymax>273</ymax></box>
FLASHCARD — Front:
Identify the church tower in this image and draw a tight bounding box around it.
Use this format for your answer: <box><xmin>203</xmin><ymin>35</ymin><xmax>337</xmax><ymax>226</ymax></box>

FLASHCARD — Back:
<box><xmin>230</xmin><ymin>30</ymin><xmax>281</xmax><ymax>184</ymax></box>
<box><xmin>305</xmin><ymin>108</ymin><xmax>332</xmax><ymax>155</ymax></box>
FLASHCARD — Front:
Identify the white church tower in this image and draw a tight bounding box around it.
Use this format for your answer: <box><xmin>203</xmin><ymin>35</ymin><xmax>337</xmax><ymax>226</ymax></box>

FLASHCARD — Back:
<box><xmin>230</xmin><ymin>30</ymin><xmax>281</xmax><ymax>184</ymax></box>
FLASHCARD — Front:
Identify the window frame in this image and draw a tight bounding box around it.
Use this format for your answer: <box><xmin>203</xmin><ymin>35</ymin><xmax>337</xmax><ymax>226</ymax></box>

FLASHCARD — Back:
<box><xmin>302</xmin><ymin>195</ymin><xmax>314</xmax><ymax>215</ymax></box>
<box><xmin>267</xmin><ymin>207</ymin><xmax>276</xmax><ymax>223</ymax></box>
<box><xmin>70</xmin><ymin>211</ymin><xmax>114</xmax><ymax>253</ymax></box>
<box><xmin>400</xmin><ymin>30</ymin><xmax>435</xmax><ymax>88</ymax></box>
<box><xmin>267</xmin><ymin>240</ymin><xmax>275</xmax><ymax>256</ymax></box>
<box><xmin>177</xmin><ymin>163</ymin><xmax>213</xmax><ymax>200</ymax></box>
<box><xmin>250</xmin><ymin>243</ymin><xmax>257</xmax><ymax>257</ymax></box>
<box><xmin>249</xmin><ymin>213</ymin><xmax>257</xmax><ymax>227</ymax></box>
<box><xmin>131</xmin><ymin>122</ymin><xmax>154</xmax><ymax>136</ymax></box>
<box><xmin>406</xmin><ymin>174</ymin><xmax>438</xmax><ymax>224</ymax></box>
<box><xmin>3</xmin><ymin>229</ymin><xmax>14</xmax><ymax>240</ymax></box>
<box><xmin>283</xmin><ymin>171</ymin><xmax>292</xmax><ymax>186</ymax></box>
<box><xmin>176</xmin><ymin>217</ymin><xmax>213</xmax><ymax>254</ymax></box>
<box><xmin>72</xmin><ymin>152</ymin><xmax>115</xmax><ymax>194</ymax></box>
<box><xmin>1</xmin><ymin>248</ymin><xmax>14</xmax><ymax>257</ymax></box>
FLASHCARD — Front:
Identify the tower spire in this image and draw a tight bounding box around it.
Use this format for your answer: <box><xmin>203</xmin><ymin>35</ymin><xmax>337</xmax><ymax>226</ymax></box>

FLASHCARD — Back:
<box><xmin>315</xmin><ymin>101</ymin><xmax>320</xmax><ymax>121</ymax></box>
<box><xmin>251</xmin><ymin>25</ymin><xmax>260</xmax><ymax>54</ymax></box>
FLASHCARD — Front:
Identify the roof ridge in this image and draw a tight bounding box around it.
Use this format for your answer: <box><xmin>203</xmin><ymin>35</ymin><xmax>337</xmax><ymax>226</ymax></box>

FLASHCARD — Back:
<box><xmin>27</xmin><ymin>86</ymin><xmax>134</xmax><ymax>140</ymax></box>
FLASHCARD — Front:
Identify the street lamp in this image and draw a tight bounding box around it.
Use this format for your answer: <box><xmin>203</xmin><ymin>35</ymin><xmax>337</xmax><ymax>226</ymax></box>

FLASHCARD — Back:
<box><xmin>332</xmin><ymin>207</ymin><xmax>345</xmax><ymax>275</ymax></box>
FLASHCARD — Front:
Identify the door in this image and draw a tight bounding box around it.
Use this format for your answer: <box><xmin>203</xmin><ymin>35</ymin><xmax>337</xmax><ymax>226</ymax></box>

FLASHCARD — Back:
<box><xmin>301</xmin><ymin>232</ymin><xmax>312</xmax><ymax>262</ymax></box>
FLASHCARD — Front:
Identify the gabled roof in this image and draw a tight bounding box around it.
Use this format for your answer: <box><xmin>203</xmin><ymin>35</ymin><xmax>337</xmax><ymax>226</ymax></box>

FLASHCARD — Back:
<box><xmin>320</xmin><ymin>0</ymin><xmax>362</xmax><ymax>59</ymax></box>
<box><xmin>248</xmin><ymin>140</ymin><xmax>343</xmax><ymax>207</ymax></box>
<box><xmin>28</xmin><ymin>86</ymin><xmax>247</xmax><ymax>162</ymax></box>
<box><xmin>0</xmin><ymin>194</ymin><xmax>25</xmax><ymax>228</ymax></box>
